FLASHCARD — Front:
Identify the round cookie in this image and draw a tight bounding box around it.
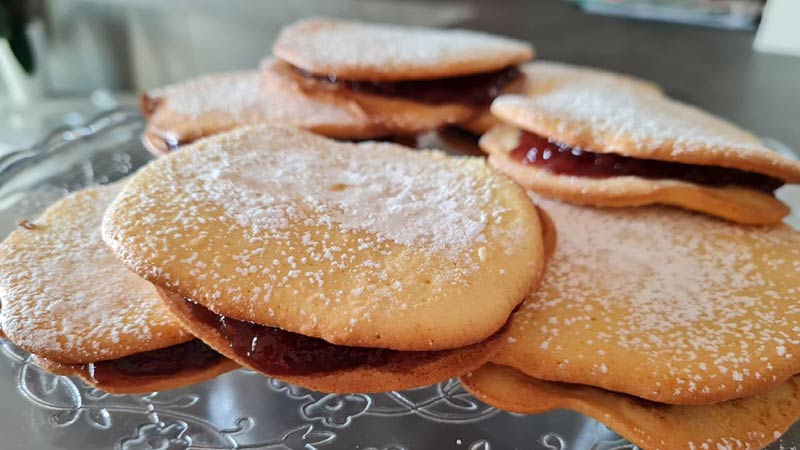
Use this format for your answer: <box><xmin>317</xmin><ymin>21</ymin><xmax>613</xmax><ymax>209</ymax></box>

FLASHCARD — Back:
<box><xmin>519</xmin><ymin>60</ymin><xmax>663</xmax><ymax>98</ymax></box>
<box><xmin>103</xmin><ymin>125</ymin><xmax>544</xmax><ymax>352</ymax></box>
<box><xmin>0</xmin><ymin>183</ymin><xmax>191</xmax><ymax>364</ymax></box>
<box><xmin>141</xmin><ymin>128</ymin><xmax>173</xmax><ymax>157</ymax></box>
<box><xmin>489</xmin><ymin>85</ymin><xmax>800</xmax><ymax>182</ymax></box>
<box><xmin>455</xmin><ymin>110</ymin><xmax>500</xmax><ymax>136</ymax></box>
<box><xmin>492</xmin><ymin>196</ymin><xmax>800</xmax><ymax>405</ymax></box>
<box><xmin>482</xmin><ymin>124</ymin><xmax>791</xmax><ymax>224</ymax></box>
<box><xmin>534</xmin><ymin>205</ymin><xmax>557</xmax><ymax>265</ymax></box>
<box><xmin>159</xmin><ymin>288</ymin><xmax>508</xmax><ymax>394</ymax></box>
<box><xmin>273</xmin><ymin>18</ymin><xmax>533</xmax><ymax>82</ymax></box>
<box><xmin>263</xmin><ymin>59</ymin><xmax>476</xmax><ymax>135</ymax></box>
<box><xmin>33</xmin><ymin>353</ymin><xmax>239</xmax><ymax>395</ymax></box>
<box><xmin>141</xmin><ymin>68</ymin><xmax>381</xmax><ymax>155</ymax></box>
<box><xmin>462</xmin><ymin>363</ymin><xmax>800</xmax><ymax>450</ymax></box>
<box><xmin>457</xmin><ymin>61</ymin><xmax>663</xmax><ymax>135</ymax></box>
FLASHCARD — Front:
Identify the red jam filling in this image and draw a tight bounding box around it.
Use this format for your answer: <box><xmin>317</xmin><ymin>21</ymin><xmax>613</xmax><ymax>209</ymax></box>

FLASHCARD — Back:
<box><xmin>293</xmin><ymin>65</ymin><xmax>522</xmax><ymax>105</ymax></box>
<box><xmin>186</xmin><ymin>299</ymin><xmax>400</xmax><ymax>375</ymax></box>
<box><xmin>89</xmin><ymin>339</ymin><xmax>222</xmax><ymax>381</ymax></box>
<box><xmin>510</xmin><ymin>131</ymin><xmax>784</xmax><ymax>193</ymax></box>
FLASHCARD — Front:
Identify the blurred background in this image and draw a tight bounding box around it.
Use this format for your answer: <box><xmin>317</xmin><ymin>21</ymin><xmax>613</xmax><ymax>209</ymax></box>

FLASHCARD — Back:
<box><xmin>1</xmin><ymin>0</ymin><xmax>798</xmax><ymax>152</ymax></box>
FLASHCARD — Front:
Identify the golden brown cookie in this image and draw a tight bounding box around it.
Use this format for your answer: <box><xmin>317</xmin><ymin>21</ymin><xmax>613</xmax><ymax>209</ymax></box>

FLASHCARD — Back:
<box><xmin>153</xmin><ymin>201</ymin><xmax>556</xmax><ymax>395</ymax></box>
<box><xmin>268</xmin><ymin>19</ymin><xmax>532</xmax><ymax>136</ymax></box>
<box><xmin>159</xmin><ymin>288</ymin><xmax>508</xmax><ymax>393</ymax></box>
<box><xmin>519</xmin><ymin>60</ymin><xmax>663</xmax><ymax>98</ymax></box>
<box><xmin>33</xmin><ymin>349</ymin><xmax>239</xmax><ymax>395</ymax></box>
<box><xmin>535</xmin><ymin>206</ymin><xmax>557</xmax><ymax>264</ymax></box>
<box><xmin>491</xmin><ymin>196</ymin><xmax>800</xmax><ymax>405</ymax></box>
<box><xmin>482</xmin><ymin>64</ymin><xmax>800</xmax><ymax>224</ymax></box>
<box><xmin>0</xmin><ymin>183</ymin><xmax>191</xmax><ymax>363</ymax></box>
<box><xmin>273</xmin><ymin>18</ymin><xmax>533</xmax><ymax>81</ymax></box>
<box><xmin>457</xmin><ymin>61</ymin><xmax>663</xmax><ymax>135</ymax></box>
<box><xmin>103</xmin><ymin>125</ymin><xmax>544</xmax><ymax>354</ymax></box>
<box><xmin>141</xmin><ymin>128</ymin><xmax>172</xmax><ymax>157</ymax></box>
<box><xmin>263</xmin><ymin>59</ymin><xmax>476</xmax><ymax>135</ymax></box>
<box><xmin>141</xmin><ymin>68</ymin><xmax>381</xmax><ymax>155</ymax></box>
<box><xmin>490</xmin><ymin>86</ymin><xmax>799</xmax><ymax>179</ymax></box>
<box><xmin>483</xmin><ymin>125</ymin><xmax>791</xmax><ymax>224</ymax></box>
<box><xmin>0</xmin><ymin>183</ymin><xmax>235</xmax><ymax>392</ymax></box>
<box><xmin>462</xmin><ymin>363</ymin><xmax>800</xmax><ymax>450</ymax></box>
<box><xmin>455</xmin><ymin>110</ymin><xmax>500</xmax><ymax>136</ymax></box>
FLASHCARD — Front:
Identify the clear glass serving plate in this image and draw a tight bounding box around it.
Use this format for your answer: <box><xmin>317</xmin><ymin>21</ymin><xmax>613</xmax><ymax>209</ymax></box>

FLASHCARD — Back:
<box><xmin>0</xmin><ymin>109</ymin><xmax>798</xmax><ymax>450</ymax></box>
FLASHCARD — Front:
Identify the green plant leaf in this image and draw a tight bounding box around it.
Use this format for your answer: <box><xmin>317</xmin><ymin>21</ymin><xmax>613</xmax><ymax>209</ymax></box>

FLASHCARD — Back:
<box><xmin>0</xmin><ymin>6</ymin><xmax>11</xmax><ymax>39</ymax></box>
<box><xmin>9</xmin><ymin>20</ymin><xmax>34</xmax><ymax>74</ymax></box>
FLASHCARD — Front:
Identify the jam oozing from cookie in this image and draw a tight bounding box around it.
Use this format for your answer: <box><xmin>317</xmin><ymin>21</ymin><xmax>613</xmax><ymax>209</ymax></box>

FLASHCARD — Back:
<box><xmin>186</xmin><ymin>299</ymin><xmax>400</xmax><ymax>375</ymax></box>
<box><xmin>294</xmin><ymin>65</ymin><xmax>522</xmax><ymax>105</ymax></box>
<box><xmin>89</xmin><ymin>339</ymin><xmax>222</xmax><ymax>381</ymax></box>
<box><xmin>510</xmin><ymin>131</ymin><xmax>785</xmax><ymax>193</ymax></box>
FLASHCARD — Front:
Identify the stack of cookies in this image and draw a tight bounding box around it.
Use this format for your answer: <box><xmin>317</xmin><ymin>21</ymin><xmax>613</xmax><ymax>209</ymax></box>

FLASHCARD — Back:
<box><xmin>1</xmin><ymin>17</ymin><xmax>800</xmax><ymax>450</ymax></box>
<box><xmin>480</xmin><ymin>61</ymin><xmax>799</xmax><ymax>224</ymax></box>
<box><xmin>102</xmin><ymin>125</ymin><xmax>545</xmax><ymax>393</ymax></box>
<box><xmin>142</xmin><ymin>18</ymin><xmax>533</xmax><ymax>155</ymax></box>
<box><xmin>460</xmin><ymin>62</ymin><xmax>800</xmax><ymax>448</ymax></box>
<box><xmin>1</xmin><ymin>124</ymin><xmax>547</xmax><ymax>395</ymax></box>
<box><xmin>0</xmin><ymin>183</ymin><xmax>238</xmax><ymax>393</ymax></box>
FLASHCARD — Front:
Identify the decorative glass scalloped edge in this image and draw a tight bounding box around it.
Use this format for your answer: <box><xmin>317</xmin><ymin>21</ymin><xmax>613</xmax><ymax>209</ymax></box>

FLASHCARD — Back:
<box><xmin>0</xmin><ymin>109</ymin><xmax>797</xmax><ymax>450</ymax></box>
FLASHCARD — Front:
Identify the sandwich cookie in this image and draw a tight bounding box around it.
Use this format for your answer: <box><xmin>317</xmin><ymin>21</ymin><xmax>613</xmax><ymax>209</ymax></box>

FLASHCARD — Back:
<box><xmin>102</xmin><ymin>125</ymin><xmax>545</xmax><ymax>393</ymax></box>
<box><xmin>141</xmin><ymin>69</ymin><xmax>378</xmax><ymax>156</ymax></box>
<box><xmin>481</xmin><ymin>68</ymin><xmax>800</xmax><ymax>224</ymax></box>
<box><xmin>462</xmin><ymin>363</ymin><xmax>800</xmax><ymax>450</ymax></box>
<box><xmin>0</xmin><ymin>184</ymin><xmax>237</xmax><ymax>394</ymax></box>
<box><xmin>457</xmin><ymin>60</ymin><xmax>663</xmax><ymax>135</ymax></box>
<box><xmin>156</xmin><ymin>202</ymin><xmax>557</xmax><ymax>393</ymax></box>
<box><xmin>490</xmin><ymin>196</ymin><xmax>800</xmax><ymax>405</ymax></box>
<box><xmin>266</xmin><ymin>18</ymin><xmax>533</xmax><ymax>135</ymax></box>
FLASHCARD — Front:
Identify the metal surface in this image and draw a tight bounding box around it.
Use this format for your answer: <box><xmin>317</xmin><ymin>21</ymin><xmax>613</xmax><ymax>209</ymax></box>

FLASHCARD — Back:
<box><xmin>0</xmin><ymin>111</ymin><xmax>798</xmax><ymax>449</ymax></box>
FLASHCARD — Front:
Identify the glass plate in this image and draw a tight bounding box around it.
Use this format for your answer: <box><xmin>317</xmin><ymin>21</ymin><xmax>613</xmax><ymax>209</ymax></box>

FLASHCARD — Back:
<box><xmin>0</xmin><ymin>109</ymin><xmax>798</xmax><ymax>450</ymax></box>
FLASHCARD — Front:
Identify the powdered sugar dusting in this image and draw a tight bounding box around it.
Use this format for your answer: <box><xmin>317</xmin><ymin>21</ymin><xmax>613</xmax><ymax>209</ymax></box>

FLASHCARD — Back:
<box><xmin>150</xmin><ymin>72</ymin><xmax>263</xmax><ymax>118</ymax></box>
<box><xmin>274</xmin><ymin>18</ymin><xmax>532</xmax><ymax>81</ymax></box>
<box><xmin>103</xmin><ymin>126</ymin><xmax>535</xmax><ymax>346</ymax></box>
<box><xmin>497</xmin><ymin>90</ymin><xmax>765</xmax><ymax>155</ymax></box>
<box><xmin>0</xmin><ymin>183</ymin><xmax>188</xmax><ymax>363</ymax></box>
<box><xmin>507</xmin><ymin>195</ymin><xmax>800</xmax><ymax>402</ymax></box>
<box><xmin>493</xmin><ymin>71</ymin><xmax>800</xmax><ymax>180</ymax></box>
<box><xmin>197</xmin><ymin>140</ymin><xmax>493</xmax><ymax>255</ymax></box>
<box><xmin>521</xmin><ymin>60</ymin><xmax>663</xmax><ymax>97</ymax></box>
<box><xmin>148</xmin><ymin>69</ymin><xmax>365</xmax><ymax>130</ymax></box>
